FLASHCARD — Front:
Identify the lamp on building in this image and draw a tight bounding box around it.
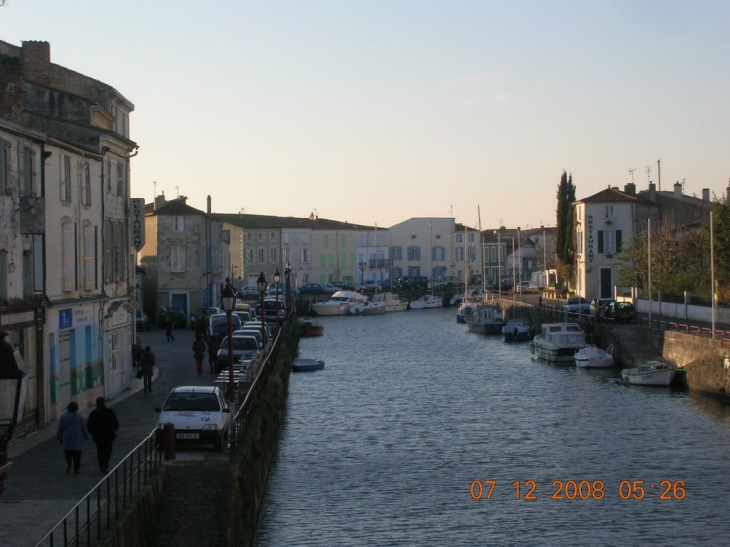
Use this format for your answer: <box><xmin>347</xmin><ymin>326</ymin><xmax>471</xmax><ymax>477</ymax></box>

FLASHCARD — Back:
<box><xmin>358</xmin><ymin>261</ymin><xmax>367</xmax><ymax>285</ymax></box>
<box><xmin>220</xmin><ymin>280</ymin><xmax>237</xmax><ymax>406</ymax></box>
<box><xmin>0</xmin><ymin>331</ymin><xmax>30</xmax><ymax>495</ymax></box>
<box><xmin>273</xmin><ymin>267</ymin><xmax>281</xmax><ymax>326</ymax></box>
<box><xmin>284</xmin><ymin>263</ymin><xmax>292</xmax><ymax>321</ymax></box>
<box><xmin>257</xmin><ymin>271</ymin><xmax>268</xmax><ymax>345</ymax></box>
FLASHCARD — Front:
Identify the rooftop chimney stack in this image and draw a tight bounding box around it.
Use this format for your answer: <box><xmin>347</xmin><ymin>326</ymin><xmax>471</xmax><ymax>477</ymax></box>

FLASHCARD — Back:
<box><xmin>702</xmin><ymin>188</ymin><xmax>710</xmax><ymax>201</ymax></box>
<box><xmin>624</xmin><ymin>183</ymin><xmax>636</xmax><ymax>196</ymax></box>
<box><xmin>207</xmin><ymin>195</ymin><xmax>211</xmax><ymax>214</ymax></box>
<box><xmin>674</xmin><ymin>181</ymin><xmax>683</xmax><ymax>199</ymax></box>
<box><xmin>21</xmin><ymin>41</ymin><xmax>51</xmax><ymax>86</ymax></box>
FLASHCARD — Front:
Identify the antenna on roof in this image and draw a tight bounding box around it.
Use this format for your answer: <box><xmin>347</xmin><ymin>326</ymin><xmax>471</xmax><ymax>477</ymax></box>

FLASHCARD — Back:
<box><xmin>628</xmin><ymin>169</ymin><xmax>635</xmax><ymax>183</ymax></box>
<box><xmin>645</xmin><ymin>166</ymin><xmax>651</xmax><ymax>184</ymax></box>
<box><xmin>175</xmin><ymin>185</ymin><xmax>180</xmax><ymax>197</ymax></box>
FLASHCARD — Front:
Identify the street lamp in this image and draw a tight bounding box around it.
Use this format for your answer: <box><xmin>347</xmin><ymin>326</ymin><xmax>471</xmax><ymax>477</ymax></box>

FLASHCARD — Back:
<box><xmin>284</xmin><ymin>263</ymin><xmax>291</xmax><ymax>320</ymax></box>
<box><xmin>257</xmin><ymin>271</ymin><xmax>268</xmax><ymax>345</ymax></box>
<box><xmin>358</xmin><ymin>261</ymin><xmax>367</xmax><ymax>286</ymax></box>
<box><xmin>220</xmin><ymin>280</ymin><xmax>236</xmax><ymax>406</ymax></box>
<box><xmin>273</xmin><ymin>267</ymin><xmax>281</xmax><ymax>326</ymax></box>
<box><xmin>0</xmin><ymin>330</ymin><xmax>31</xmax><ymax>495</ymax></box>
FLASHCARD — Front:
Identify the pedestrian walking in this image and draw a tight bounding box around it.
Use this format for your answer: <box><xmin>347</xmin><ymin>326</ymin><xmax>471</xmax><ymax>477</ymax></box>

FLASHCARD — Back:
<box><xmin>86</xmin><ymin>397</ymin><xmax>119</xmax><ymax>474</ymax></box>
<box><xmin>140</xmin><ymin>345</ymin><xmax>155</xmax><ymax>393</ymax></box>
<box><xmin>208</xmin><ymin>334</ymin><xmax>221</xmax><ymax>373</ymax></box>
<box><xmin>165</xmin><ymin>313</ymin><xmax>174</xmax><ymax>342</ymax></box>
<box><xmin>192</xmin><ymin>334</ymin><xmax>206</xmax><ymax>376</ymax></box>
<box><xmin>197</xmin><ymin>312</ymin><xmax>208</xmax><ymax>342</ymax></box>
<box><xmin>56</xmin><ymin>401</ymin><xmax>89</xmax><ymax>474</ymax></box>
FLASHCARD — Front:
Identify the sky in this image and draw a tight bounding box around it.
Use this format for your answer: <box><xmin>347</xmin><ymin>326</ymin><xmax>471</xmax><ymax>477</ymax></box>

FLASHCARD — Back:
<box><xmin>3</xmin><ymin>0</ymin><xmax>730</xmax><ymax>230</ymax></box>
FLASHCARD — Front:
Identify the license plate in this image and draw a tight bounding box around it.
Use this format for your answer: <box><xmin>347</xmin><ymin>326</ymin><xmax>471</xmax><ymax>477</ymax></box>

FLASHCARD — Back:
<box><xmin>176</xmin><ymin>433</ymin><xmax>199</xmax><ymax>439</ymax></box>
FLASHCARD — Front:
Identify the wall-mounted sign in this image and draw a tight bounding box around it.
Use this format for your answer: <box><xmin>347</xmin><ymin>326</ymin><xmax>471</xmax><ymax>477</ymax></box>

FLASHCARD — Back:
<box><xmin>130</xmin><ymin>198</ymin><xmax>145</xmax><ymax>252</ymax></box>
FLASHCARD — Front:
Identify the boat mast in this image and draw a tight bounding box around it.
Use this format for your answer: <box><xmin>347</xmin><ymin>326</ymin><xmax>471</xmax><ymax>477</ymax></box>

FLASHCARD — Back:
<box><xmin>478</xmin><ymin>206</ymin><xmax>485</xmax><ymax>294</ymax></box>
<box><xmin>464</xmin><ymin>224</ymin><xmax>468</xmax><ymax>295</ymax></box>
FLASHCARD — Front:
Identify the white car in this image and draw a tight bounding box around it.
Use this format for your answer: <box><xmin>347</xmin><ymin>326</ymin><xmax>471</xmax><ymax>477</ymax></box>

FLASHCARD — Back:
<box><xmin>156</xmin><ymin>386</ymin><xmax>230</xmax><ymax>451</ymax></box>
<box><xmin>516</xmin><ymin>281</ymin><xmax>537</xmax><ymax>294</ymax></box>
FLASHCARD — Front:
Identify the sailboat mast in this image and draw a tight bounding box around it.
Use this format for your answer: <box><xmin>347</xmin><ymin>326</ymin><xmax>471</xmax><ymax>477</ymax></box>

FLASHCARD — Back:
<box><xmin>478</xmin><ymin>206</ymin><xmax>485</xmax><ymax>292</ymax></box>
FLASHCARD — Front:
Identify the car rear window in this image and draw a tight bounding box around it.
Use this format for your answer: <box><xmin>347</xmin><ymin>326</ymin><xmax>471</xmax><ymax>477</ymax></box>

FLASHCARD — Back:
<box><xmin>164</xmin><ymin>392</ymin><xmax>220</xmax><ymax>412</ymax></box>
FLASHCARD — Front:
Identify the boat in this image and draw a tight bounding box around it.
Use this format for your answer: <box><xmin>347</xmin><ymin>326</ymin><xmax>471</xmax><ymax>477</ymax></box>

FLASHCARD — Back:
<box><xmin>350</xmin><ymin>299</ymin><xmax>386</xmax><ymax>315</ymax></box>
<box><xmin>311</xmin><ymin>291</ymin><xmax>368</xmax><ymax>316</ymax></box>
<box><xmin>298</xmin><ymin>318</ymin><xmax>324</xmax><ymax>337</ymax></box>
<box><xmin>621</xmin><ymin>361</ymin><xmax>677</xmax><ymax>386</ymax></box>
<box><xmin>409</xmin><ymin>294</ymin><xmax>443</xmax><ymax>309</ymax></box>
<box><xmin>530</xmin><ymin>322</ymin><xmax>587</xmax><ymax>363</ymax></box>
<box><xmin>502</xmin><ymin>319</ymin><xmax>533</xmax><ymax>342</ymax></box>
<box><xmin>464</xmin><ymin>304</ymin><xmax>504</xmax><ymax>334</ymax></box>
<box><xmin>574</xmin><ymin>344</ymin><xmax>614</xmax><ymax>368</ymax></box>
<box><xmin>292</xmin><ymin>358</ymin><xmax>325</xmax><ymax>372</ymax></box>
<box><xmin>371</xmin><ymin>292</ymin><xmax>408</xmax><ymax>312</ymax></box>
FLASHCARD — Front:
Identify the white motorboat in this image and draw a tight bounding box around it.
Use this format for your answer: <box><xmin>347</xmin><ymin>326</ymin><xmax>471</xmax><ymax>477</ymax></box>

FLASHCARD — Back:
<box><xmin>350</xmin><ymin>299</ymin><xmax>386</xmax><ymax>315</ymax></box>
<box><xmin>409</xmin><ymin>295</ymin><xmax>443</xmax><ymax>309</ymax></box>
<box><xmin>621</xmin><ymin>361</ymin><xmax>677</xmax><ymax>386</ymax></box>
<box><xmin>464</xmin><ymin>304</ymin><xmax>504</xmax><ymax>334</ymax></box>
<box><xmin>574</xmin><ymin>344</ymin><xmax>615</xmax><ymax>368</ymax></box>
<box><xmin>502</xmin><ymin>319</ymin><xmax>533</xmax><ymax>342</ymax></box>
<box><xmin>311</xmin><ymin>291</ymin><xmax>367</xmax><ymax>316</ymax></box>
<box><xmin>530</xmin><ymin>322</ymin><xmax>587</xmax><ymax>363</ymax></box>
<box><xmin>371</xmin><ymin>292</ymin><xmax>408</xmax><ymax>312</ymax></box>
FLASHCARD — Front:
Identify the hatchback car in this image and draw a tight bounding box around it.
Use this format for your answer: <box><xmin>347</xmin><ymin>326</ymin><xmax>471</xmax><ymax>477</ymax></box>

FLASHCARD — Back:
<box><xmin>332</xmin><ymin>281</ymin><xmax>356</xmax><ymax>291</ymax></box>
<box><xmin>156</xmin><ymin>386</ymin><xmax>229</xmax><ymax>451</ymax></box>
<box><xmin>605</xmin><ymin>301</ymin><xmax>635</xmax><ymax>323</ymax></box>
<box><xmin>135</xmin><ymin>310</ymin><xmax>150</xmax><ymax>331</ymax></box>
<box><xmin>563</xmin><ymin>296</ymin><xmax>591</xmax><ymax>314</ymax></box>
<box><xmin>516</xmin><ymin>281</ymin><xmax>537</xmax><ymax>294</ymax></box>
<box><xmin>216</xmin><ymin>335</ymin><xmax>260</xmax><ymax>369</ymax></box>
<box><xmin>158</xmin><ymin>307</ymin><xmax>188</xmax><ymax>328</ymax></box>
<box><xmin>237</xmin><ymin>285</ymin><xmax>260</xmax><ymax>297</ymax></box>
<box><xmin>207</xmin><ymin>312</ymin><xmax>242</xmax><ymax>339</ymax></box>
<box><xmin>299</xmin><ymin>283</ymin><xmax>324</xmax><ymax>294</ymax></box>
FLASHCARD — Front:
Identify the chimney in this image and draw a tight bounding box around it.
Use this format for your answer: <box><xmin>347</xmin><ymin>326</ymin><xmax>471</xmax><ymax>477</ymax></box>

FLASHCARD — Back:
<box><xmin>648</xmin><ymin>183</ymin><xmax>656</xmax><ymax>201</ymax></box>
<box><xmin>207</xmin><ymin>195</ymin><xmax>211</xmax><ymax>214</ymax></box>
<box><xmin>154</xmin><ymin>192</ymin><xmax>167</xmax><ymax>210</ymax></box>
<box><xmin>22</xmin><ymin>41</ymin><xmax>51</xmax><ymax>86</ymax></box>
<box><xmin>702</xmin><ymin>188</ymin><xmax>710</xmax><ymax>201</ymax></box>
<box><xmin>624</xmin><ymin>183</ymin><xmax>636</xmax><ymax>196</ymax></box>
<box><xmin>673</xmin><ymin>181</ymin><xmax>683</xmax><ymax>198</ymax></box>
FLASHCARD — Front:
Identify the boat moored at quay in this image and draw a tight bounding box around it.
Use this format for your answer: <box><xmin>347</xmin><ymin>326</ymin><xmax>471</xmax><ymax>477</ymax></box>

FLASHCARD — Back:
<box><xmin>530</xmin><ymin>322</ymin><xmax>587</xmax><ymax>363</ymax></box>
<box><xmin>311</xmin><ymin>291</ymin><xmax>368</xmax><ymax>316</ymax></box>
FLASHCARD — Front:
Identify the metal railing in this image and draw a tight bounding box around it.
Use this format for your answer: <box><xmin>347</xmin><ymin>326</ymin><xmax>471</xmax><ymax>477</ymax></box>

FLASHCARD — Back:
<box><xmin>34</xmin><ymin>433</ymin><xmax>162</xmax><ymax>547</ymax></box>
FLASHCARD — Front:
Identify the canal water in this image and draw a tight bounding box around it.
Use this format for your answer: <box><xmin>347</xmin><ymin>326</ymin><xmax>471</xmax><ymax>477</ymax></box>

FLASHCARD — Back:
<box><xmin>253</xmin><ymin>307</ymin><xmax>730</xmax><ymax>546</ymax></box>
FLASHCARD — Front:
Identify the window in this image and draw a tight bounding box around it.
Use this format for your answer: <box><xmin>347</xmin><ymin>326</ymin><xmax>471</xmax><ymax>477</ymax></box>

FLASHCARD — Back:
<box><xmin>62</xmin><ymin>219</ymin><xmax>76</xmax><ymax>292</ymax></box>
<box><xmin>283</xmin><ymin>248</ymin><xmax>289</xmax><ymax>262</ymax></box>
<box><xmin>576</xmin><ymin>230</ymin><xmax>583</xmax><ymax>254</ymax></box>
<box><xmin>468</xmin><ymin>233</ymin><xmax>475</xmax><ymax>243</ymax></box>
<box><xmin>597</xmin><ymin>230</ymin><xmax>622</xmax><ymax>254</ymax></box>
<box><xmin>83</xmin><ymin>221</ymin><xmax>97</xmax><ymax>290</ymax></box>
<box><xmin>80</xmin><ymin>162</ymin><xmax>91</xmax><ymax>205</ymax></box>
<box><xmin>116</xmin><ymin>162</ymin><xmax>125</xmax><ymax>196</ymax></box>
<box><xmin>246</xmin><ymin>233</ymin><xmax>253</xmax><ymax>242</ymax></box>
<box><xmin>455</xmin><ymin>247</ymin><xmax>464</xmax><ymax>261</ymax></box>
<box><xmin>390</xmin><ymin>246</ymin><xmax>402</xmax><ymax>261</ymax></box>
<box><xmin>258</xmin><ymin>233</ymin><xmax>264</xmax><ymax>242</ymax></box>
<box><xmin>104</xmin><ymin>220</ymin><xmax>112</xmax><ymax>283</ymax></box>
<box><xmin>246</xmin><ymin>248</ymin><xmax>254</xmax><ymax>264</ymax></box>
<box><xmin>456</xmin><ymin>233</ymin><xmax>463</xmax><ymax>243</ymax></box>
<box><xmin>256</xmin><ymin>248</ymin><xmax>264</xmax><ymax>263</ymax></box>
<box><xmin>60</xmin><ymin>154</ymin><xmax>71</xmax><ymax>202</ymax></box>
<box><xmin>173</xmin><ymin>216</ymin><xmax>185</xmax><ymax>232</ymax></box>
<box><xmin>171</xmin><ymin>245</ymin><xmax>186</xmax><ymax>272</ymax></box>
<box><xmin>0</xmin><ymin>250</ymin><xmax>5</xmax><ymax>297</ymax></box>
<box><xmin>301</xmin><ymin>248</ymin><xmax>309</xmax><ymax>264</ymax></box>
<box><xmin>270</xmin><ymin>232</ymin><xmax>276</xmax><ymax>241</ymax></box>
<box><xmin>33</xmin><ymin>234</ymin><xmax>43</xmax><ymax>292</ymax></box>
<box><xmin>605</xmin><ymin>205</ymin><xmax>614</xmax><ymax>219</ymax></box>
<box><xmin>432</xmin><ymin>246</ymin><xmax>446</xmax><ymax>261</ymax></box>
<box><xmin>269</xmin><ymin>248</ymin><xmax>277</xmax><ymax>262</ymax></box>
<box><xmin>408</xmin><ymin>246</ymin><xmax>421</xmax><ymax>261</ymax></box>
<box><xmin>0</xmin><ymin>138</ymin><xmax>7</xmax><ymax>194</ymax></box>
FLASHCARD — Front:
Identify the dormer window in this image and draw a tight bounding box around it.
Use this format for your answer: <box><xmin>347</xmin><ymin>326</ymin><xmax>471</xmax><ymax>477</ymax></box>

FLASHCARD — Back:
<box><xmin>605</xmin><ymin>205</ymin><xmax>615</xmax><ymax>219</ymax></box>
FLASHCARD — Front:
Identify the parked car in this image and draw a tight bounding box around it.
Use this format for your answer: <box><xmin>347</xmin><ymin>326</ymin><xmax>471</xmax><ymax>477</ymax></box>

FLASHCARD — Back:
<box><xmin>332</xmin><ymin>281</ymin><xmax>356</xmax><ymax>291</ymax></box>
<box><xmin>563</xmin><ymin>296</ymin><xmax>591</xmax><ymax>314</ymax></box>
<box><xmin>439</xmin><ymin>276</ymin><xmax>464</xmax><ymax>288</ymax></box>
<box><xmin>266</xmin><ymin>283</ymin><xmax>298</xmax><ymax>297</ymax></box>
<box><xmin>190</xmin><ymin>306</ymin><xmax>220</xmax><ymax>330</ymax></box>
<box><xmin>237</xmin><ymin>285</ymin><xmax>260</xmax><ymax>297</ymax></box>
<box><xmin>256</xmin><ymin>297</ymin><xmax>287</xmax><ymax>322</ymax></box>
<box><xmin>299</xmin><ymin>283</ymin><xmax>324</xmax><ymax>294</ymax></box>
<box><xmin>516</xmin><ymin>281</ymin><xmax>537</xmax><ymax>294</ymax></box>
<box><xmin>158</xmin><ymin>307</ymin><xmax>188</xmax><ymax>328</ymax></box>
<box><xmin>428</xmin><ymin>278</ymin><xmax>446</xmax><ymax>289</ymax></box>
<box><xmin>380</xmin><ymin>278</ymin><xmax>402</xmax><ymax>291</ymax></box>
<box><xmin>155</xmin><ymin>386</ymin><xmax>229</xmax><ymax>451</ymax></box>
<box><xmin>216</xmin><ymin>335</ymin><xmax>260</xmax><ymax>369</ymax></box>
<box><xmin>135</xmin><ymin>310</ymin><xmax>150</xmax><ymax>331</ymax></box>
<box><xmin>207</xmin><ymin>312</ymin><xmax>242</xmax><ymax>339</ymax></box>
<box><xmin>356</xmin><ymin>280</ymin><xmax>382</xmax><ymax>292</ymax></box>
<box><xmin>402</xmin><ymin>276</ymin><xmax>429</xmax><ymax>290</ymax></box>
<box><xmin>604</xmin><ymin>301</ymin><xmax>635</xmax><ymax>323</ymax></box>
<box><xmin>321</xmin><ymin>283</ymin><xmax>339</xmax><ymax>293</ymax></box>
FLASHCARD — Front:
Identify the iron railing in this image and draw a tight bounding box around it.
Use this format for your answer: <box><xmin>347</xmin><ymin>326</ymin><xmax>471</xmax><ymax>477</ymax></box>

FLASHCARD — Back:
<box><xmin>34</xmin><ymin>432</ymin><xmax>162</xmax><ymax>547</ymax></box>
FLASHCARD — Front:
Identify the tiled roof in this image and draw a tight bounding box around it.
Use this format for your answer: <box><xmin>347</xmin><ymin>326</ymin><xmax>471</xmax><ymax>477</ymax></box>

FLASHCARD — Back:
<box><xmin>214</xmin><ymin>213</ymin><xmax>375</xmax><ymax>231</ymax></box>
<box><xmin>578</xmin><ymin>187</ymin><xmax>638</xmax><ymax>203</ymax></box>
<box><xmin>154</xmin><ymin>198</ymin><xmax>211</xmax><ymax>218</ymax></box>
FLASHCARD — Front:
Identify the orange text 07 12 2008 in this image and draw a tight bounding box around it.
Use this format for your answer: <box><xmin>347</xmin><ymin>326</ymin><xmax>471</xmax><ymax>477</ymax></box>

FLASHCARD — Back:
<box><xmin>470</xmin><ymin>480</ymin><xmax>686</xmax><ymax>501</ymax></box>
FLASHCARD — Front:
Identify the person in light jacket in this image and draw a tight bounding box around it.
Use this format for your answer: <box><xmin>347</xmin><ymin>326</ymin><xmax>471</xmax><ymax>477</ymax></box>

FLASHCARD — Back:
<box><xmin>56</xmin><ymin>401</ymin><xmax>89</xmax><ymax>474</ymax></box>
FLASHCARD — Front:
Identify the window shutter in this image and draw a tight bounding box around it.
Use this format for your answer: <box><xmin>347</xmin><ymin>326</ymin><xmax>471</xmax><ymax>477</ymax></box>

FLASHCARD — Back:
<box><xmin>416</xmin><ymin>247</ymin><xmax>421</xmax><ymax>260</ymax></box>
<box><xmin>597</xmin><ymin>230</ymin><xmax>604</xmax><ymax>253</ymax></box>
<box><xmin>616</xmin><ymin>230</ymin><xmax>622</xmax><ymax>253</ymax></box>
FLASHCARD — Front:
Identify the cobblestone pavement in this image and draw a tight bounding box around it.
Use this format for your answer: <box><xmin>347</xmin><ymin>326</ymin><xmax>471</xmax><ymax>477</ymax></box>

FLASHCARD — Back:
<box><xmin>0</xmin><ymin>325</ymin><xmax>222</xmax><ymax>547</ymax></box>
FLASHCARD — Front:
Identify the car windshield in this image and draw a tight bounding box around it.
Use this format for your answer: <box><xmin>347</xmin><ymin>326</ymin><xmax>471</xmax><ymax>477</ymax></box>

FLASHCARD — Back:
<box><xmin>163</xmin><ymin>392</ymin><xmax>220</xmax><ymax>412</ymax></box>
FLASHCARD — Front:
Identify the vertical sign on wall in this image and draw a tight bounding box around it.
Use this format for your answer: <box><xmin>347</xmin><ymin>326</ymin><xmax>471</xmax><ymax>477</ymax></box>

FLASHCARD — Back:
<box><xmin>130</xmin><ymin>198</ymin><xmax>145</xmax><ymax>252</ymax></box>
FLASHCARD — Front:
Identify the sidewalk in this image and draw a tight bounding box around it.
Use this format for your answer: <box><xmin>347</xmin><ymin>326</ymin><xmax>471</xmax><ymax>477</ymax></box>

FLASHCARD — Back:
<box><xmin>0</xmin><ymin>325</ymin><xmax>213</xmax><ymax>547</ymax></box>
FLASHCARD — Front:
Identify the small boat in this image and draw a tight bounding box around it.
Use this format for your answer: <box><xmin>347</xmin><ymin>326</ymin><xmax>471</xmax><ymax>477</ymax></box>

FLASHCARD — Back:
<box><xmin>621</xmin><ymin>360</ymin><xmax>677</xmax><ymax>386</ymax></box>
<box><xmin>292</xmin><ymin>358</ymin><xmax>325</xmax><ymax>372</ymax></box>
<box><xmin>350</xmin><ymin>299</ymin><xmax>386</xmax><ymax>315</ymax></box>
<box><xmin>371</xmin><ymin>292</ymin><xmax>408</xmax><ymax>312</ymax></box>
<box><xmin>298</xmin><ymin>318</ymin><xmax>324</xmax><ymax>337</ymax></box>
<box><xmin>530</xmin><ymin>322</ymin><xmax>587</xmax><ymax>363</ymax></box>
<box><xmin>464</xmin><ymin>304</ymin><xmax>504</xmax><ymax>334</ymax></box>
<box><xmin>311</xmin><ymin>291</ymin><xmax>367</xmax><ymax>316</ymax></box>
<box><xmin>502</xmin><ymin>319</ymin><xmax>533</xmax><ymax>342</ymax></box>
<box><xmin>574</xmin><ymin>344</ymin><xmax>614</xmax><ymax>368</ymax></box>
<box><xmin>409</xmin><ymin>295</ymin><xmax>443</xmax><ymax>309</ymax></box>
<box><xmin>456</xmin><ymin>293</ymin><xmax>484</xmax><ymax>323</ymax></box>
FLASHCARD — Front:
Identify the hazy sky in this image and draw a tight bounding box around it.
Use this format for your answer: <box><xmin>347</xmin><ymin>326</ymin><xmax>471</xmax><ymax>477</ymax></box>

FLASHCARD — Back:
<box><xmin>3</xmin><ymin>1</ymin><xmax>729</xmax><ymax>230</ymax></box>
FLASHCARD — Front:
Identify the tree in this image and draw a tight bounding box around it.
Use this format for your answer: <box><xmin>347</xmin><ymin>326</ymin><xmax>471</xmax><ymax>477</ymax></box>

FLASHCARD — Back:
<box><xmin>555</xmin><ymin>171</ymin><xmax>576</xmax><ymax>288</ymax></box>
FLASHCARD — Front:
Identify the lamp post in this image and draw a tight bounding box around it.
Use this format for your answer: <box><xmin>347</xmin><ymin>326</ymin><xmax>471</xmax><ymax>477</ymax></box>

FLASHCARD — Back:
<box><xmin>284</xmin><ymin>263</ymin><xmax>291</xmax><ymax>321</ymax></box>
<box><xmin>257</xmin><ymin>271</ymin><xmax>268</xmax><ymax>345</ymax></box>
<box><xmin>220</xmin><ymin>280</ymin><xmax>236</xmax><ymax>407</ymax></box>
<box><xmin>0</xmin><ymin>330</ymin><xmax>31</xmax><ymax>495</ymax></box>
<box><xmin>358</xmin><ymin>261</ymin><xmax>367</xmax><ymax>286</ymax></box>
<box><xmin>273</xmin><ymin>267</ymin><xmax>281</xmax><ymax>327</ymax></box>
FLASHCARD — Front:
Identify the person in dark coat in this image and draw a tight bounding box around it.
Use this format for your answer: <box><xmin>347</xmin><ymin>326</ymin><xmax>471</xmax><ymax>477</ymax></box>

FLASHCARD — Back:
<box><xmin>165</xmin><ymin>313</ymin><xmax>174</xmax><ymax>342</ymax></box>
<box><xmin>192</xmin><ymin>334</ymin><xmax>206</xmax><ymax>376</ymax></box>
<box><xmin>56</xmin><ymin>401</ymin><xmax>89</xmax><ymax>474</ymax></box>
<box><xmin>208</xmin><ymin>335</ymin><xmax>221</xmax><ymax>373</ymax></box>
<box><xmin>86</xmin><ymin>397</ymin><xmax>119</xmax><ymax>474</ymax></box>
<box><xmin>139</xmin><ymin>346</ymin><xmax>155</xmax><ymax>393</ymax></box>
